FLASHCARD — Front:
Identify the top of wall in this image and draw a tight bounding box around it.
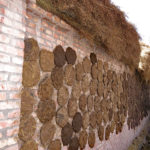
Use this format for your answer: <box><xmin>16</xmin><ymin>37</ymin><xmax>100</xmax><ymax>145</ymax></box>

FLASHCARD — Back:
<box><xmin>36</xmin><ymin>0</ymin><xmax>141</xmax><ymax>71</ymax></box>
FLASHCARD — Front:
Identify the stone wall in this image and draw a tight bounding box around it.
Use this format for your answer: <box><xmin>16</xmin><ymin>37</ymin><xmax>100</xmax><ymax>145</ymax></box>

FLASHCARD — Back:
<box><xmin>0</xmin><ymin>0</ymin><xmax>149</xmax><ymax>150</ymax></box>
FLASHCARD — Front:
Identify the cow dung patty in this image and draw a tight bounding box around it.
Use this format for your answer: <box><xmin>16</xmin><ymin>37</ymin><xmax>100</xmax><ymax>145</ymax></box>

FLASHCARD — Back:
<box><xmin>88</xmin><ymin>129</ymin><xmax>95</xmax><ymax>148</ymax></box>
<box><xmin>53</xmin><ymin>45</ymin><xmax>66</xmax><ymax>67</ymax></box>
<box><xmin>75</xmin><ymin>63</ymin><xmax>84</xmax><ymax>81</ymax></box>
<box><xmin>79</xmin><ymin>130</ymin><xmax>88</xmax><ymax>149</ymax></box>
<box><xmin>68</xmin><ymin>136</ymin><xmax>79</xmax><ymax>150</ymax></box>
<box><xmin>36</xmin><ymin>100</ymin><xmax>56</xmax><ymax>123</ymax></box>
<box><xmin>82</xmin><ymin>111</ymin><xmax>89</xmax><ymax>129</ymax></box>
<box><xmin>61</xmin><ymin>123</ymin><xmax>73</xmax><ymax>146</ymax></box>
<box><xmin>48</xmin><ymin>139</ymin><xmax>61</xmax><ymax>150</ymax></box>
<box><xmin>40</xmin><ymin>122</ymin><xmax>56</xmax><ymax>147</ymax></box>
<box><xmin>65</xmin><ymin>47</ymin><xmax>77</xmax><ymax>65</ymax></box>
<box><xmin>20</xmin><ymin>140</ymin><xmax>38</xmax><ymax>150</ymax></box>
<box><xmin>105</xmin><ymin>124</ymin><xmax>111</xmax><ymax>140</ymax></box>
<box><xmin>90</xmin><ymin>53</ymin><xmax>97</xmax><ymax>64</ymax></box>
<box><xmin>79</xmin><ymin>94</ymin><xmax>87</xmax><ymax>112</ymax></box>
<box><xmin>82</xmin><ymin>57</ymin><xmax>91</xmax><ymax>73</ymax></box>
<box><xmin>72</xmin><ymin>112</ymin><xmax>82</xmax><ymax>133</ymax></box>
<box><xmin>98</xmin><ymin>125</ymin><xmax>104</xmax><ymax>141</ymax></box>
<box><xmin>89</xmin><ymin>111</ymin><xmax>97</xmax><ymax>129</ymax></box>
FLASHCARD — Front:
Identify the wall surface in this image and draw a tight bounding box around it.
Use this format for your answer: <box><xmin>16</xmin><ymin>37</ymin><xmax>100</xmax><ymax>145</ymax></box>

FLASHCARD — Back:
<box><xmin>0</xmin><ymin>0</ymin><xmax>149</xmax><ymax>150</ymax></box>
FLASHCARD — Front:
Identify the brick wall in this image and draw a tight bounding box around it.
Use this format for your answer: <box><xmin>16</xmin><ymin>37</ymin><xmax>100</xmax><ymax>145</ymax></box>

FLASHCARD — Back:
<box><xmin>0</xmin><ymin>0</ymin><xmax>149</xmax><ymax>150</ymax></box>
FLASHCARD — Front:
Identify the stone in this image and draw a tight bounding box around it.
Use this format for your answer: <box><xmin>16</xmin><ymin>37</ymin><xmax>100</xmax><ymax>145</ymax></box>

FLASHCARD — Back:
<box><xmin>89</xmin><ymin>111</ymin><xmax>97</xmax><ymax>129</ymax></box>
<box><xmin>79</xmin><ymin>94</ymin><xmax>87</xmax><ymax>112</ymax></box>
<box><xmin>53</xmin><ymin>45</ymin><xmax>66</xmax><ymax>67</ymax></box>
<box><xmin>64</xmin><ymin>64</ymin><xmax>75</xmax><ymax>86</ymax></box>
<box><xmin>98</xmin><ymin>70</ymin><xmax>103</xmax><ymax>82</ymax></box>
<box><xmin>40</xmin><ymin>122</ymin><xmax>56</xmax><ymax>147</ymax></box>
<box><xmin>105</xmin><ymin>125</ymin><xmax>111</xmax><ymax>140</ymax></box>
<box><xmin>79</xmin><ymin>130</ymin><xmax>88</xmax><ymax>149</ymax></box>
<box><xmin>72</xmin><ymin>81</ymin><xmax>81</xmax><ymax>99</ymax></box>
<box><xmin>18</xmin><ymin>116</ymin><xmax>36</xmax><ymax>142</ymax></box>
<box><xmin>51</xmin><ymin>67</ymin><xmax>64</xmax><ymax>90</ymax></box>
<box><xmin>68</xmin><ymin>97</ymin><xmax>78</xmax><ymax>118</ymax></box>
<box><xmin>87</xmin><ymin>95</ymin><xmax>94</xmax><ymax>112</ymax></box>
<box><xmin>61</xmin><ymin>123</ymin><xmax>73</xmax><ymax>146</ymax></box>
<box><xmin>97</xmin><ymin>81</ymin><xmax>104</xmax><ymax>96</ymax></box>
<box><xmin>48</xmin><ymin>139</ymin><xmax>61</xmax><ymax>150</ymax></box>
<box><xmin>24</xmin><ymin>38</ymin><xmax>39</xmax><ymax>61</ymax></box>
<box><xmin>68</xmin><ymin>136</ymin><xmax>79</xmax><ymax>150</ymax></box>
<box><xmin>82</xmin><ymin>57</ymin><xmax>91</xmax><ymax>73</ymax></box>
<box><xmin>39</xmin><ymin>49</ymin><xmax>54</xmax><ymax>72</ymax></box>
<box><xmin>56</xmin><ymin>107</ymin><xmax>68</xmax><ymax>128</ymax></box>
<box><xmin>90</xmin><ymin>53</ymin><xmax>97</xmax><ymax>64</ymax></box>
<box><xmin>94</xmin><ymin>96</ymin><xmax>101</xmax><ymax>112</ymax></box>
<box><xmin>76</xmin><ymin>63</ymin><xmax>84</xmax><ymax>81</ymax></box>
<box><xmin>96</xmin><ymin>111</ymin><xmax>103</xmax><ymax>126</ymax></box>
<box><xmin>20</xmin><ymin>140</ymin><xmax>38</xmax><ymax>150</ymax></box>
<box><xmin>91</xmin><ymin>64</ymin><xmax>98</xmax><ymax>79</ymax></box>
<box><xmin>65</xmin><ymin>47</ymin><xmax>77</xmax><ymax>65</ymax></box>
<box><xmin>72</xmin><ymin>112</ymin><xmax>82</xmax><ymax>133</ymax></box>
<box><xmin>90</xmin><ymin>79</ymin><xmax>97</xmax><ymax>95</ymax></box>
<box><xmin>98</xmin><ymin>125</ymin><xmax>104</xmax><ymax>141</ymax></box>
<box><xmin>21</xmin><ymin>88</ymin><xmax>36</xmax><ymax>116</ymax></box>
<box><xmin>82</xmin><ymin>111</ymin><xmax>89</xmax><ymax>129</ymax></box>
<box><xmin>81</xmin><ymin>74</ymin><xmax>91</xmax><ymax>93</ymax></box>
<box><xmin>36</xmin><ymin>100</ymin><xmax>56</xmax><ymax>123</ymax></box>
<box><xmin>88</xmin><ymin>129</ymin><xmax>95</xmax><ymax>148</ymax></box>
<box><xmin>57</xmin><ymin>86</ymin><xmax>69</xmax><ymax>106</ymax></box>
<box><xmin>38</xmin><ymin>76</ymin><xmax>53</xmax><ymax>101</ymax></box>
<box><xmin>97</xmin><ymin>60</ymin><xmax>103</xmax><ymax>70</ymax></box>
<box><xmin>22</xmin><ymin>61</ymin><xmax>40</xmax><ymax>87</ymax></box>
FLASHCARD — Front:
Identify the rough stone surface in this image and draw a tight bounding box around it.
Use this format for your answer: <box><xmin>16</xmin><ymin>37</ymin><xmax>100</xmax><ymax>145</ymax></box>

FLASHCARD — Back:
<box><xmin>88</xmin><ymin>129</ymin><xmax>95</xmax><ymax>148</ymax></box>
<box><xmin>87</xmin><ymin>95</ymin><xmax>94</xmax><ymax>112</ymax></box>
<box><xmin>61</xmin><ymin>123</ymin><xmax>73</xmax><ymax>146</ymax></box>
<box><xmin>64</xmin><ymin>64</ymin><xmax>75</xmax><ymax>86</ymax></box>
<box><xmin>79</xmin><ymin>130</ymin><xmax>88</xmax><ymax>149</ymax></box>
<box><xmin>65</xmin><ymin>47</ymin><xmax>77</xmax><ymax>65</ymax></box>
<box><xmin>79</xmin><ymin>94</ymin><xmax>87</xmax><ymax>112</ymax></box>
<box><xmin>40</xmin><ymin>122</ymin><xmax>56</xmax><ymax>147</ymax></box>
<box><xmin>89</xmin><ymin>111</ymin><xmax>97</xmax><ymax>129</ymax></box>
<box><xmin>38</xmin><ymin>76</ymin><xmax>53</xmax><ymax>101</ymax></box>
<box><xmin>21</xmin><ymin>88</ymin><xmax>36</xmax><ymax>116</ymax></box>
<box><xmin>48</xmin><ymin>139</ymin><xmax>61</xmax><ymax>150</ymax></box>
<box><xmin>68</xmin><ymin>97</ymin><xmax>78</xmax><ymax>118</ymax></box>
<box><xmin>90</xmin><ymin>53</ymin><xmax>97</xmax><ymax>64</ymax></box>
<box><xmin>90</xmin><ymin>79</ymin><xmax>97</xmax><ymax>95</ymax></box>
<box><xmin>72</xmin><ymin>112</ymin><xmax>82</xmax><ymax>133</ymax></box>
<box><xmin>39</xmin><ymin>49</ymin><xmax>54</xmax><ymax>72</ymax></box>
<box><xmin>98</xmin><ymin>125</ymin><xmax>104</xmax><ymax>141</ymax></box>
<box><xmin>76</xmin><ymin>63</ymin><xmax>84</xmax><ymax>81</ymax></box>
<box><xmin>82</xmin><ymin>57</ymin><xmax>91</xmax><ymax>73</ymax></box>
<box><xmin>51</xmin><ymin>67</ymin><xmax>64</xmax><ymax>90</ymax></box>
<box><xmin>68</xmin><ymin>136</ymin><xmax>79</xmax><ymax>150</ymax></box>
<box><xmin>18</xmin><ymin>116</ymin><xmax>36</xmax><ymax>142</ymax></box>
<box><xmin>57</xmin><ymin>86</ymin><xmax>69</xmax><ymax>106</ymax></box>
<box><xmin>36</xmin><ymin>100</ymin><xmax>56</xmax><ymax>123</ymax></box>
<box><xmin>24</xmin><ymin>38</ymin><xmax>39</xmax><ymax>61</ymax></box>
<box><xmin>20</xmin><ymin>140</ymin><xmax>38</xmax><ymax>150</ymax></box>
<box><xmin>22</xmin><ymin>61</ymin><xmax>40</xmax><ymax>87</ymax></box>
<box><xmin>82</xmin><ymin>111</ymin><xmax>89</xmax><ymax>129</ymax></box>
<box><xmin>56</xmin><ymin>107</ymin><xmax>68</xmax><ymax>128</ymax></box>
<box><xmin>53</xmin><ymin>45</ymin><xmax>66</xmax><ymax>67</ymax></box>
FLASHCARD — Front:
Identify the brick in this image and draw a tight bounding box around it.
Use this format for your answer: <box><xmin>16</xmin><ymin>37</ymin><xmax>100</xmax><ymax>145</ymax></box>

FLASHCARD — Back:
<box><xmin>0</xmin><ymin>102</ymin><xmax>19</xmax><ymax>110</ymax></box>
<box><xmin>0</xmin><ymin>34</ymin><xmax>10</xmax><ymax>44</ymax></box>
<box><xmin>0</xmin><ymin>82</ymin><xmax>21</xmax><ymax>91</ymax></box>
<box><xmin>0</xmin><ymin>112</ymin><xmax>4</xmax><ymax>119</ymax></box>
<box><xmin>9</xmin><ymin>74</ymin><xmax>22</xmax><ymax>82</ymax></box>
<box><xmin>26</xmin><ymin>27</ymin><xmax>36</xmax><ymax>35</ymax></box>
<box><xmin>0</xmin><ymin>73</ymin><xmax>8</xmax><ymax>81</ymax></box>
<box><xmin>28</xmin><ymin>22</ymin><xmax>36</xmax><ymax>28</ymax></box>
<box><xmin>5</xmin><ymin>144</ymin><xmax>18</xmax><ymax>150</ymax></box>
<box><xmin>0</xmin><ymin>63</ymin><xmax>22</xmax><ymax>73</ymax></box>
<box><xmin>0</xmin><ymin>92</ymin><xmax>6</xmax><ymax>101</ymax></box>
<box><xmin>0</xmin><ymin>53</ymin><xmax>11</xmax><ymax>63</ymax></box>
<box><xmin>9</xmin><ymin>92</ymin><xmax>20</xmax><ymax>100</ymax></box>
<box><xmin>0</xmin><ymin>132</ymin><xmax>2</xmax><ymax>139</ymax></box>
<box><xmin>10</xmin><ymin>39</ymin><xmax>24</xmax><ymax>49</ymax></box>
<box><xmin>0</xmin><ymin>8</ymin><xmax>5</xmax><ymax>15</ymax></box>
<box><xmin>7</xmin><ymin>127</ymin><xmax>19</xmax><ymax>137</ymax></box>
<box><xmin>0</xmin><ymin>119</ymin><xmax>19</xmax><ymax>129</ymax></box>
<box><xmin>0</xmin><ymin>0</ymin><xmax>7</xmax><ymax>7</ymax></box>
<box><xmin>45</xmin><ymin>29</ymin><xmax>52</xmax><ymax>35</ymax></box>
<box><xmin>8</xmin><ymin>109</ymin><xmax>20</xmax><ymax>119</ymax></box>
<box><xmin>12</xmin><ymin>57</ymin><xmax>23</xmax><ymax>65</ymax></box>
<box><xmin>0</xmin><ymin>138</ymin><xmax>17</xmax><ymax>149</ymax></box>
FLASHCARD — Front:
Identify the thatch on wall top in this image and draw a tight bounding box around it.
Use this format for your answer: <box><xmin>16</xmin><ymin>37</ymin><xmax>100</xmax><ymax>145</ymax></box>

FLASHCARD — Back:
<box><xmin>36</xmin><ymin>0</ymin><xmax>141</xmax><ymax>70</ymax></box>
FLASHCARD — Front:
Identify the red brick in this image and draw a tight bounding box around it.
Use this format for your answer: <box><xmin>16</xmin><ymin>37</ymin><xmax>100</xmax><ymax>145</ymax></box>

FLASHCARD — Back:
<box><xmin>5</xmin><ymin>144</ymin><xmax>18</xmax><ymax>150</ymax></box>
<box><xmin>0</xmin><ymin>8</ymin><xmax>5</xmax><ymax>15</ymax></box>
<box><xmin>9</xmin><ymin>92</ymin><xmax>20</xmax><ymax>100</ymax></box>
<box><xmin>0</xmin><ymin>0</ymin><xmax>7</xmax><ymax>7</ymax></box>
<box><xmin>0</xmin><ymin>132</ymin><xmax>2</xmax><ymax>138</ymax></box>
<box><xmin>0</xmin><ymin>53</ymin><xmax>11</xmax><ymax>63</ymax></box>
<box><xmin>0</xmin><ymin>73</ymin><xmax>8</xmax><ymax>81</ymax></box>
<box><xmin>8</xmin><ymin>110</ymin><xmax>20</xmax><ymax>119</ymax></box>
<box><xmin>0</xmin><ymin>16</ymin><xmax>4</xmax><ymax>23</ymax></box>
<box><xmin>0</xmin><ymin>119</ymin><xmax>19</xmax><ymax>129</ymax></box>
<box><xmin>0</xmin><ymin>33</ymin><xmax>10</xmax><ymax>44</ymax></box>
<box><xmin>26</xmin><ymin>27</ymin><xmax>36</xmax><ymax>35</ymax></box>
<box><xmin>7</xmin><ymin>127</ymin><xmax>19</xmax><ymax>137</ymax></box>
<box><xmin>28</xmin><ymin>22</ymin><xmax>36</xmax><ymax>28</ymax></box>
<box><xmin>0</xmin><ymin>112</ymin><xmax>4</xmax><ymax>120</ymax></box>
<box><xmin>11</xmin><ymin>39</ymin><xmax>24</xmax><ymax>49</ymax></box>
<box><xmin>0</xmin><ymin>92</ymin><xmax>6</xmax><ymax>101</ymax></box>
<box><xmin>53</xmin><ymin>16</ymin><xmax>60</xmax><ymax>23</ymax></box>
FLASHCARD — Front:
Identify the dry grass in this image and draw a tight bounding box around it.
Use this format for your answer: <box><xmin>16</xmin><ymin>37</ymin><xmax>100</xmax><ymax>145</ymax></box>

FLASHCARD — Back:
<box><xmin>36</xmin><ymin>0</ymin><xmax>141</xmax><ymax>70</ymax></box>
